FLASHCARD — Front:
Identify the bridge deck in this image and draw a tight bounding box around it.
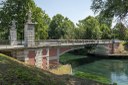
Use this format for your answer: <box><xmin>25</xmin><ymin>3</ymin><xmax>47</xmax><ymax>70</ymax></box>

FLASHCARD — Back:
<box><xmin>0</xmin><ymin>40</ymin><xmax>120</xmax><ymax>50</ymax></box>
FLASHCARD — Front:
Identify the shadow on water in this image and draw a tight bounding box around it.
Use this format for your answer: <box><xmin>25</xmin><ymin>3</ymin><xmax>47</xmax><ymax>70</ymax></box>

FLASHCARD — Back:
<box><xmin>71</xmin><ymin>55</ymin><xmax>128</xmax><ymax>85</ymax></box>
<box><xmin>60</xmin><ymin>55</ymin><xmax>103</xmax><ymax>68</ymax></box>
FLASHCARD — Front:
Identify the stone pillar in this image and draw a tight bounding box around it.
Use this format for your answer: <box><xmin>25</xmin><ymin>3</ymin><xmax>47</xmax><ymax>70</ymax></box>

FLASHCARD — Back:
<box><xmin>24</xmin><ymin>50</ymin><xmax>29</xmax><ymax>64</ymax></box>
<box><xmin>24</xmin><ymin>10</ymin><xmax>36</xmax><ymax>47</ymax></box>
<box><xmin>46</xmin><ymin>48</ymin><xmax>49</xmax><ymax>69</ymax></box>
<box><xmin>57</xmin><ymin>48</ymin><xmax>60</xmax><ymax>63</ymax></box>
<box><xmin>111</xmin><ymin>40</ymin><xmax>115</xmax><ymax>54</ymax></box>
<box><xmin>35</xmin><ymin>49</ymin><xmax>43</xmax><ymax>68</ymax></box>
<box><xmin>10</xmin><ymin>20</ymin><xmax>17</xmax><ymax>46</ymax></box>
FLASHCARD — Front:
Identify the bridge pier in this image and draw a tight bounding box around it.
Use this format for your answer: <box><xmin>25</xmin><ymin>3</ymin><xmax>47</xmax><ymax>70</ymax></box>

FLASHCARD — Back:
<box><xmin>111</xmin><ymin>40</ymin><xmax>115</xmax><ymax>54</ymax></box>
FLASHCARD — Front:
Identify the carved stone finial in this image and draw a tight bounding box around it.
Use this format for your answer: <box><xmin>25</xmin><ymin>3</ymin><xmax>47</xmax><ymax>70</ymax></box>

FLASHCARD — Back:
<box><xmin>11</xmin><ymin>19</ymin><xmax>16</xmax><ymax>29</ymax></box>
<box><xmin>27</xmin><ymin>10</ymin><xmax>32</xmax><ymax>23</ymax></box>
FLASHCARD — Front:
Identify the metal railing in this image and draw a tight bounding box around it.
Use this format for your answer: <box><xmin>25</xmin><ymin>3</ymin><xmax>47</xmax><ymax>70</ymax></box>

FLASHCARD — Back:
<box><xmin>0</xmin><ymin>40</ymin><xmax>10</xmax><ymax>45</ymax></box>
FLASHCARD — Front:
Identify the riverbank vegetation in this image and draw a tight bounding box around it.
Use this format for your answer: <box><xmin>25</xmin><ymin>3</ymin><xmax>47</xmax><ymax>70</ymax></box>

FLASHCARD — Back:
<box><xmin>0</xmin><ymin>53</ymin><xmax>66</xmax><ymax>85</ymax></box>
<box><xmin>49</xmin><ymin>64</ymin><xmax>72</xmax><ymax>75</ymax></box>
<box><xmin>75</xmin><ymin>72</ymin><xmax>110</xmax><ymax>84</ymax></box>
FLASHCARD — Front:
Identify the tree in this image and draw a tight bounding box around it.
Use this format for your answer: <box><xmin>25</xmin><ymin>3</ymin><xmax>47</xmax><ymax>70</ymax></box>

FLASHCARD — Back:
<box><xmin>0</xmin><ymin>0</ymin><xmax>50</xmax><ymax>40</ymax></box>
<box><xmin>96</xmin><ymin>15</ymin><xmax>112</xmax><ymax>39</ymax></box>
<box><xmin>33</xmin><ymin>7</ymin><xmax>51</xmax><ymax>40</ymax></box>
<box><xmin>48</xmin><ymin>14</ymin><xmax>75</xmax><ymax>39</ymax></box>
<box><xmin>61</xmin><ymin>17</ymin><xmax>75</xmax><ymax>39</ymax></box>
<box><xmin>91</xmin><ymin>0</ymin><xmax>128</xmax><ymax>20</ymax></box>
<box><xmin>100</xmin><ymin>24</ymin><xmax>111</xmax><ymax>39</ymax></box>
<box><xmin>77</xmin><ymin>16</ymin><xmax>102</xmax><ymax>39</ymax></box>
<box><xmin>95</xmin><ymin>14</ymin><xmax>112</xmax><ymax>28</ymax></box>
<box><xmin>113</xmin><ymin>22</ymin><xmax>127</xmax><ymax>40</ymax></box>
<box><xmin>0</xmin><ymin>0</ymin><xmax>36</xmax><ymax>39</ymax></box>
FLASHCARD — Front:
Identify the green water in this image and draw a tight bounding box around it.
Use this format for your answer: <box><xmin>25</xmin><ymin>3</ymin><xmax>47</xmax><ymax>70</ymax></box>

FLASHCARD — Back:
<box><xmin>74</xmin><ymin>59</ymin><xmax>128</xmax><ymax>85</ymax></box>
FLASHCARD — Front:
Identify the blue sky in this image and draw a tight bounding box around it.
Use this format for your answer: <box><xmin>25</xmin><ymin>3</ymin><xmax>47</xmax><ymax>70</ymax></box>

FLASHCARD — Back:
<box><xmin>34</xmin><ymin>0</ymin><xmax>94</xmax><ymax>24</ymax></box>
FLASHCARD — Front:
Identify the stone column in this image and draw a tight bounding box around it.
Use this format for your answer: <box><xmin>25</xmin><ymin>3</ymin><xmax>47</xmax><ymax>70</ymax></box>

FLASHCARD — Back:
<box><xmin>24</xmin><ymin>10</ymin><xmax>36</xmax><ymax>47</ymax></box>
<box><xmin>35</xmin><ymin>49</ymin><xmax>43</xmax><ymax>68</ymax></box>
<box><xmin>111</xmin><ymin>40</ymin><xmax>115</xmax><ymax>54</ymax></box>
<box><xmin>57</xmin><ymin>48</ymin><xmax>60</xmax><ymax>63</ymax></box>
<box><xmin>10</xmin><ymin>20</ymin><xmax>17</xmax><ymax>46</ymax></box>
<box><xmin>46</xmin><ymin>48</ymin><xmax>49</xmax><ymax>69</ymax></box>
<box><xmin>24</xmin><ymin>50</ymin><xmax>29</xmax><ymax>64</ymax></box>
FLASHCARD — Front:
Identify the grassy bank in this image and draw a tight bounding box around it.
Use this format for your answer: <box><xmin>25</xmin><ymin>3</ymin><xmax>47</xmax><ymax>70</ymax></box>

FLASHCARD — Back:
<box><xmin>0</xmin><ymin>54</ymin><xmax>66</xmax><ymax>85</ymax></box>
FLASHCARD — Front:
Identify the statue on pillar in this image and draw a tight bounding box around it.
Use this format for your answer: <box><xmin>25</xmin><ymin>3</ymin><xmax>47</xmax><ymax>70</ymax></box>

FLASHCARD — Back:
<box><xmin>24</xmin><ymin>10</ymin><xmax>35</xmax><ymax>47</ymax></box>
<box><xmin>11</xmin><ymin>19</ymin><xmax>16</xmax><ymax>29</ymax></box>
<box><xmin>27</xmin><ymin>10</ymin><xmax>32</xmax><ymax>23</ymax></box>
<box><xmin>10</xmin><ymin>19</ymin><xmax>17</xmax><ymax>45</ymax></box>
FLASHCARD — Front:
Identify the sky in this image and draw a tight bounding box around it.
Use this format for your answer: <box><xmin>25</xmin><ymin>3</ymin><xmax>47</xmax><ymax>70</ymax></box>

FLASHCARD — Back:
<box><xmin>34</xmin><ymin>0</ymin><xmax>94</xmax><ymax>24</ymax></box>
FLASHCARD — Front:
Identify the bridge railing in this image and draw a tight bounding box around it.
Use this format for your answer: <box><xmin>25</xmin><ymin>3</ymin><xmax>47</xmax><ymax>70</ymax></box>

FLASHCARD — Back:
<box><xmin>0</xmin><ymin>40</ymin><xmax>10</xmax><ymax>45</ymax></box>
<box><xmin>34</xmin><ymin>39</ymin><xmax>112</xmax><ymax>47</ymax></box>
<box><xmin>0</xmin><ymin>39</ymin><xmax>115</xmax><ymax>47</ymax></box>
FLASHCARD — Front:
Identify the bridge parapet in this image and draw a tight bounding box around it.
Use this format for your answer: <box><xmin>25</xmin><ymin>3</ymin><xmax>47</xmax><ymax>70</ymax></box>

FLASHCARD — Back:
<box><xmin>34</xmin><ymin>39</ymin><xmax>112</xmax><ymax>47</ymax></box>
<box><xmin>0</xmin><ymin>39</ymin><xmax>115</xmax><ymax>48</ymax></box>
<box><xmin>0</xmin><ymin>39</ymin><xmax>122</xmax><ymax>51</ymax></box>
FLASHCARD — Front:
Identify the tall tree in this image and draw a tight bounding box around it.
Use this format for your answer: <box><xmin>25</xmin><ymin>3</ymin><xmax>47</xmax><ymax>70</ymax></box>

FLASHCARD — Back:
<box><xmin>0</xmin><ymin>0</ymin><xmax>50</xmax><ymax>40</ymax></box>
<box><xmin>100</xmin><ymin>24</ymin><xmax>111</xmax><ymax>39</ymax></box>
<box><xmin>91</xmin><ymin>0</ymin><xmax>128</xmax><ymax>20</ymax></box>
<box><xmin>0</xmin><ymin>0</ymin><xmax>36</xmax><ymax>39</ymax></box>
<box><xmin>77</xmin><ymin>16</ymin><xmax>102</xmax><ymax>39</ymax></box>
<box><xmin>48</xmin><ymin>14</ymin><xmax>75</xmax><ymax>39</ymax></box>
<box><xmin>95</xmin><ymin>14</ymin><xmax>112</xmax><ymax>28</ymax></box>
<box><xmin>113</xmin><ymin>22</ymin><xmax>127</xmax><ymax>40</ymax></box>
<box><xmin>33</xmin><ymin>7</ymin><xmax>51</xmax><ymax>40</ymax></box>
<box><xmin>96</xmin><ymin>15</ymin><xmax>112</xmax><ymax>39</ymax></box>
<box><xmin>61</xmin><ymin>17</ymin><xmax>75</xmax><ymax>39</ymax></box>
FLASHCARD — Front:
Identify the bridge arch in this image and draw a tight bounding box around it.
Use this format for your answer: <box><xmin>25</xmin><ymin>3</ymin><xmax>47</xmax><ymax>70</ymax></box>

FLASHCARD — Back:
<box><xmin>59</xmin><ymin>46</ymin><xmax>84</xmax><ymax>56</ymax></box>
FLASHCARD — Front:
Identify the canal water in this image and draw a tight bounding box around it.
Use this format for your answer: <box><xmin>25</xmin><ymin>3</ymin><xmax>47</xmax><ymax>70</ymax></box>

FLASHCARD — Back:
<box><xmin>73</xmin><ymin>58</ymin><xmax>128</xmax><ymax>85</ymax></box>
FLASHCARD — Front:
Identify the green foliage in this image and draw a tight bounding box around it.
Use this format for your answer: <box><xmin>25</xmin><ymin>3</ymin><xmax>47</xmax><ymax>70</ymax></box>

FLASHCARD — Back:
<box><xmin>100</xmin><ymin>24</ymin><xmax>111</xmax><ymax>39</ymax></box>
<box><xmin>77</xmin><ymin>16</ymin><xmax>102</xmax><ymax>39</ymax></box>
<box><xmin>75</xmin><ymin>71</ymin><xmax>110</xmax><ymax>84</ymax></box>
<box><xmin>33</xmin><ymin>7</ymin><xmax>51</xmax><ymax>40</ymax></box>
<box><xmin>0</xmin><ymin>0</ymin><xmax>36</xmax><ymax>39</ymax></box>
<box><xmin>95</xmin><ymin>14</ymin><xmax>113</xmax><ymax>28</ymax></box>
<box><xmin>48</xmin><ymin>14</ymin><xmax>75</xmax><ymax>39</ymax></box>
<box><xmin>91</xmin><ymin>0</ymin><xmax>128</xmax><ymax>19</ymax></box>
<box><xmin>113</xmin><ymin>22</ymin><xmax>128</xmax><ymax>40</ymax></box>
<box><xmin>0</xmin><ymin>0</ymin><xmax>50</xmax><ymax>40</ymax></box>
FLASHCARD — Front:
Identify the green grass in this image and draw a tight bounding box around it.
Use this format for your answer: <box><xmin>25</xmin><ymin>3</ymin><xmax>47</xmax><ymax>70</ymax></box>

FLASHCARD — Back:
<box><xmin>60</xmin><ymin>53</ymin><xmax>86</xmax><ymax>63</ymax></box>
<box><xmin>0</xmin><ymin>54</ymin><xmax>66</xmax><ymax>85</ymax></box>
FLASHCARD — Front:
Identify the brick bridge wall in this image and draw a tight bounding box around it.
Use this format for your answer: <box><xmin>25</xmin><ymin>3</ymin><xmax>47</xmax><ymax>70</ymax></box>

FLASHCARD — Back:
<box><xmin>11</xmin><ymin>46</ymin><xmax>83</xmax><ymax>70</ymax></box>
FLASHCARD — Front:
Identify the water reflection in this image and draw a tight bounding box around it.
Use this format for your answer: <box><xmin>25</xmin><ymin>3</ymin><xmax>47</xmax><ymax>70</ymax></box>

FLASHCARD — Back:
<box><xmin>74</xmin><ymin>59</ymin><xmax>128</xmax><ymax>85</ymax></box>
